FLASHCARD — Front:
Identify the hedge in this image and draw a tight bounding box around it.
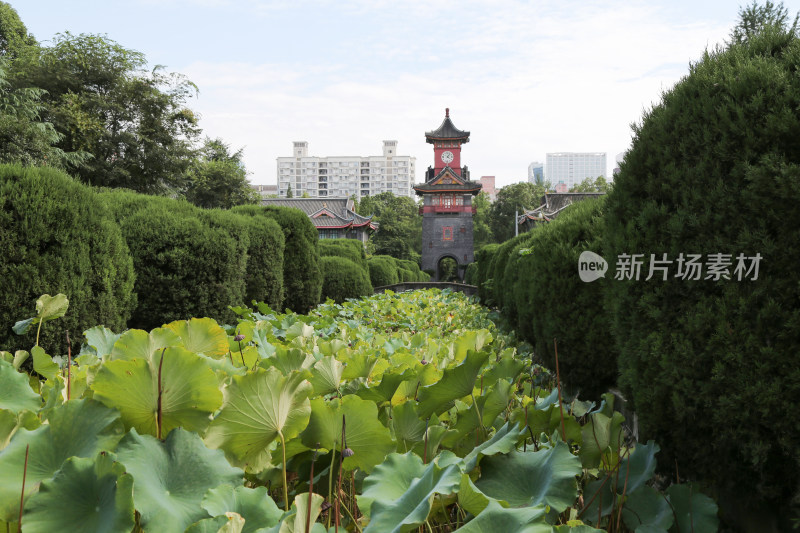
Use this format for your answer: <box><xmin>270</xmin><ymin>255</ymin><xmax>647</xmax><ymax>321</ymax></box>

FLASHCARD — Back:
<box><xmin>318</xmin><ymin>239</ymin><xmax>368</xmax><ymax>271</ymax></box>
<box><xmin>319</xmin><ymin>256</ymin><xmax>373</xmax><ymax>303</ymax></box>
<box><xmin>367</xmin><ymin>255</ymin><xmax>400</xmax><ymax>287</ymax></box>
<box><xmin>119</xmin><ymin>205</ymin><xmax>243</xmax><ymax>329</ymax></box>
<box><xmin>511</xmin><ymin>198</ymin><xmax>614</xmax><ymax>399</ymax></box>
<box><xmin>463</xmin><ymin>262</ymin><xmax>478</xmax><ymax>285</ymax></box>
<box><xmin>604</xmin><ymin>29</ymin><xmax>800</xmax><ymax>517</ymax></box>
<box><xmin>0</xmin><ymin>165</ymin><xmax>135</xmax><ymax>353</ymax></box>
<box><xmin>234</xmin><ymin>205</ymin><xmax>322</xmax><ymax>313</ymax></box>
<box><xmin>475</xmin><ymin>244</ymin><xmax>499</xmax><ymax>304</ymax></box>
<box><xmin>235</xmin><ymin>215</ymin><xmax>284</xmax><ymax>310</ymax></box>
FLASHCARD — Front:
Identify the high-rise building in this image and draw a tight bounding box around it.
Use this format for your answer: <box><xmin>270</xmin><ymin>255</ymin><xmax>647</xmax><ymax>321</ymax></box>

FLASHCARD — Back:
<box><xmin>479</xmin><ymin>176</ymin><xmax>496</xmax><ymax>201</ymax></box>
<box><xmin>276</xmin><ymin>141</ymin><xmax>416</xmax><ymax>199</ymax></box>
<box><xmin>527</xmin><ymin>162</ymin><xmax>544</xmax><ymax>185</ymax></box>
<box><xmin>545</xmin><ymin>152</ymin><xmax>607</xmax><ymax>190</ymax></box>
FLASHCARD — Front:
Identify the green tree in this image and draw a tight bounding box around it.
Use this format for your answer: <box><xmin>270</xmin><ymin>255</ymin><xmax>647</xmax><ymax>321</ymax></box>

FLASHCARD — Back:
<box><xmin>489</xmin><ymin>182</ymin><xmax>548</xmax><ymax>243</ymax></box>
<box><xmin>0</xmin><ymin>59</ymin><xmax>86</xmax><ymax>168</ymax></box>
<box><xmin>471</xmin><ymin>192</ymin><xmax>494</xmax><ymax>248</ymax></box>
<box><xmin>184</xmin><ymin>138</ymin><xmax>258</xmax><ymax>209</ymax></box>
<box><xmin>728</xmin><ymin>0</ymin><xmax>799</xmax><ymax>44</ymax></box>
<box><xmin>358</xmin><ymin>192</ymin><xmax>422</xmax><ymax>263</ymax></box>
<box><xmin>0</xmin><ymin>2</ymin><xmax>36</xmax><ymax>59</ymax></box>
<box><xmin>14</xmin><ymin>32</ymin><xmax>200</xmax><ymax>194</ymax></box>
<box><xmin>286</xmin><ymin>184</ymin><xmax>293</xmax><ymax>197</ymax></box>
<box><xmin>569</xmin><ymin>176</ymin><xmax>612</xmax><ymax>193</ymax></box>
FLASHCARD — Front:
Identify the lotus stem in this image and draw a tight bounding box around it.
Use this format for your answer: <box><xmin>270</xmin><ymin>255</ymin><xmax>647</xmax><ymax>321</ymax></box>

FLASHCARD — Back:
<box><xmin>66</xmin><ymin>330</ymin><xmax>72</xmax><ymax>401</ymax></box>
<box><xmin>157</xmin><ymin>348</ymin><xmax>166</xmax><ymax>440</ymax></box>
<box><xmin>17</xmin><ymin>444</ymin><xmax>29</xmax><ymax>533</ymax></box>
<box><xmin>280</xmin><ymin>432</ymin><xmax>289</xmax><ymax>511</ymax></box>
<box><xmin>553</xmin><ymin>338</ymin><xmax>566</xmax><ymax>442</ymax></box>
<box><xmin>327</xmin><ymin>444</ymin><xmax>336</xmax><ymax>529</ymax></box>
<box><xmin>306</xmin><ymin>447</ymin><xmax>317</xmax><ymax>533</ymax></box>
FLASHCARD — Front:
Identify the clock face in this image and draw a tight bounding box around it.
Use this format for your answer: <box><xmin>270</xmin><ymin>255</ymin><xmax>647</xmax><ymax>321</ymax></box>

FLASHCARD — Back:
<box><xmin>441</xmin><ymin>151</ymin><xmax>454</xmax><ymax>164</ymax></box>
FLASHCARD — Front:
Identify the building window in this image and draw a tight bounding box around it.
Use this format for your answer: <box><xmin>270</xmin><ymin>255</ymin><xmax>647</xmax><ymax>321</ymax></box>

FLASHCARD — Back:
<box><xmin>319</xmin><ymin>229</ymin><xmax>339</xmax><ymax>239</ymax></box>
<box><xmin>442</xmin><ymin>227</ymin><xmax>453</xmax><ymax>241</ymax></box>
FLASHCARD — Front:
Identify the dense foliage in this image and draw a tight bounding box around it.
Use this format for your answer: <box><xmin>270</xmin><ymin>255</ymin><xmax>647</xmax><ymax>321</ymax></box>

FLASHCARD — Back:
<box><xmin>513</xmin><ymin>198</ymin><xmax>614</xmax><ymax>400</ymax></box>
<box><xmin>0</xmin><ymin>165</ymin><xmax>135</xmax><ymax>353</ymax></box>
<box><xmin>366</xmin><ymin>255</ymin><xmax>400</xmax><ymax>287</ymax></box>
<box><xmin>233</xmin><ymin>205</ymin><xmax>322</xmax><ymax>313</ymax></box>
<box><xmin>318</xmin><ymin>239</ymin><xmax>368</xmax><ymax>271</ymax></box>
<box><xmin>604</xmin><ymin>28</ymin><xmax>800</xmax><ymax>520</ymax></box>
<box><xmin>0</xmin><ymin>290</ymin><xmax>717</xmax><ymax>532</ymax></box>
<box><xmin>357</xmin><ymin>192</ymin><xmax>422</xmax><ymax>263</ymax></box>
<box><xmin>318</xmin><ymin>256</ymin><xmax>373</xmax><ymax>303</ymax></box>
<box><xmin>235</xmin><ymin>215</ymin><xmax>285</xmax><ymax>311</ymax></box>
<box><xmin>489</xmin><ymin>182</ymin><xmax>548</xmax><ymax>243</ymax></box>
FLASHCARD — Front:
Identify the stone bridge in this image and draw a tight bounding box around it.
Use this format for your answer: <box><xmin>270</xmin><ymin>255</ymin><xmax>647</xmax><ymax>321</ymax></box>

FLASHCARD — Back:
<box><xmin>373</xmin><ymin>282</ymin><xmax>478</xmax><ymax>297</ymax></box>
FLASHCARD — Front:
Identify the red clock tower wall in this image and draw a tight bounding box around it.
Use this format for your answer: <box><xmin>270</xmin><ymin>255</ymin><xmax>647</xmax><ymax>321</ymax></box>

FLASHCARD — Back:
<box><xmin>433</xmin><ymin>143</ymin><xmax>463</xmax><ymax>176</ymax></box>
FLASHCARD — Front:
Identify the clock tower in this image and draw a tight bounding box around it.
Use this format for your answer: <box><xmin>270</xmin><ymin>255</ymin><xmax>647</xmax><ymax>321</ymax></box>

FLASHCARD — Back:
<box><xmin>415</xmin><ymin>109</ymin><xmax>482</xmax><ymax>281</ymax></box>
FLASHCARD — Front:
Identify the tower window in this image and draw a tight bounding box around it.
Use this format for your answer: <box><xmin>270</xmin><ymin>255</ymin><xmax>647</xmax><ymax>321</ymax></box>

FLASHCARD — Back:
<box><xmin>442</xmin><ymin>227</ymin><xmax>453</xmax><ymax>241</ymax></box>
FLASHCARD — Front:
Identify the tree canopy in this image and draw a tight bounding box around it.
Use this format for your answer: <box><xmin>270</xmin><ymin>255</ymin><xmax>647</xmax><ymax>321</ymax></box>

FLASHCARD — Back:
<box><xmin>183</xmin><ymin>138</ymin><xmax>259</xmax><ymax>209</ymax></box>
<box><xmin>728</xmin><ymin>0</ymin><xmax>799</xmax><ymax>44</ymax></box>
<box><xmin>358</xmin><ymin>192</ymin><xmax>422</xmax><ymax>263</ymax></box>
<box><xmin>489</xmin><ymin>181</ymin><xmax>548</xmax><ymax>243</ymax></box>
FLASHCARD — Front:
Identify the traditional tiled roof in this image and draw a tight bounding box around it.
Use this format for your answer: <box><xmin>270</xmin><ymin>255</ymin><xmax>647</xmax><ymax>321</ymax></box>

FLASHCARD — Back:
<box><xmin>260</xmin><ymin>197</ymin><xmax>378</xmax><ymax>231</ymax></box>
<box><xmin>517</xmin><ymin>192</ymin><xmax>605</xmax><ymax>224</ymax></box>
<box><xmin>425</xmin><ymin>108</ymin><xmax>470</xmax><ymax>143</ymax></box>
<box><xmin>414</xmin><ymin>166</ymin><xmax>482</xmax><ymax>195</ymax></box>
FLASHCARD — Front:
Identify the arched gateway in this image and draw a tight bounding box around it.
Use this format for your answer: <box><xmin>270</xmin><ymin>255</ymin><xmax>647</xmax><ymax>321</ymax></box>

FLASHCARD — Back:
<box><xmin>414</xmin><ymin>109</ymin><xmax>482</xmax><ymax>281</ymax></box>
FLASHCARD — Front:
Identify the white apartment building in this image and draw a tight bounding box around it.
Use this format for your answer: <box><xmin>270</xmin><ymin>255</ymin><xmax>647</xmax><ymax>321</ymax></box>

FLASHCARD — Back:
<box><xmin>545</xmin><ymin>152</ymin><xmax>607</xmax><ymax>190</ymax></box>
<box><xmin>277</xmin><ymin>141</ymin><xmax>416</xmax><ymax>199</ymax></box>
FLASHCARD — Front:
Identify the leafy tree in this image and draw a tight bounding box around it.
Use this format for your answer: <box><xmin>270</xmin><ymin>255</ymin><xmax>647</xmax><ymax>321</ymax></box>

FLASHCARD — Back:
<box><xmin>471</xmin><ymin>192</ymin><xmax>494</xmax><ymax>248</ymax></box>
<box><xmin>0</xmin><ymin>59</ymin><xmax>87</xmax><ymax>168</ymax></box>
<box><xmin>184</xmin><ymin>138</ymin><xmax>258</xmax><ymax>209</ymax></box>
<box><xmin>728</xmin><ymin>0</ymin><xmax>799</xmax><ymax>44</ymax></box>
<box><xmin>489</xmin><ymin>182</ymin><xmax>548</xmax><ymax>243</ymax></box>
<box><xmin>569</xmin><ymin>176</ymin><xmax>612</xmax><ymax>193</ymax></box>
<box><xmin>14</xmin><ymin>32</ymin><xmax>200</xmax><ymax>194</ymax></box>
<box><xmin>286</xmin><ymin>184</ymin><xmax>293</xmax><ymax>198</ymax></box>
<box><xmin>358</xmin><ymin>192</ymin><xmax>422</xmax><ymax>263</ymax></box>
<box><xmin>0</xmin><ymin>2</ymin><xmax>36</xmax><ymax>59</ymax></box>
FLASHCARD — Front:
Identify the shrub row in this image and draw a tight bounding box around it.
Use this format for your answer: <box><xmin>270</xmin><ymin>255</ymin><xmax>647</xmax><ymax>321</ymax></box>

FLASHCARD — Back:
<box><xmin>474</xmin><ymin>30</ymin><xmax>800</xmax><ymax>524</ymax></box>
<box><xmin>0</xmin><ymin>167</ymin><xmax>332</xmax><ymax>348</ymax></box>
<box><xmin>317</xmin><ymin>240</ymin><xmax>372</xmax><ymax>303</ymax></box>
<box><xmin>367</xmin><ymin>255</ymin><xmax>429</xmax><ymax>287</ymax></box>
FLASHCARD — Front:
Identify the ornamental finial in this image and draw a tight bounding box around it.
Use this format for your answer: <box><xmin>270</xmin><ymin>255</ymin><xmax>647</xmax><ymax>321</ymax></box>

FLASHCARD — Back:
<box><xmin>445</xmin><ymin>108</ymin><xmax>449</xmax><ymax>117</ymax></box>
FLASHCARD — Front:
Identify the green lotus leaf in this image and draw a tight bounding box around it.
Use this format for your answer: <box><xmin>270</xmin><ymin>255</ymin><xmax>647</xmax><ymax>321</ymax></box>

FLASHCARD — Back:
<box><xmin>666</xmin><ymin>484</ymin><xmax>719</xmax><ymax>533</ymax></box>
<box><xmin>616</xmin><ymin>440</ymin><xmax>659</xmax><ymax>494</ymax></box>
<box><xmin>581</xmin><ymin>477</ymin><xmax>614</xmax><ymax>525</ymax></box>
<box><xmin>0</xmin><ymin>399</ymin><xmax>124</xmax><ymax>522</ymax></box>
<box><xmin>620</xmin><ymin>485</ymin><xmax>674</xmax><ymax>532</ymax></box>
<box><xmin>279</xmin><ymin>492</ymin><xmax>325</xmax><ymax>533</ymax></box>
<box><xmin>457</xmin><ymin>473</ymin><xmax>494</xmax><ymax>516</ymax></box>
<box><xmin>92</xmin><ymin>346</ymin><xmax>222</xmax><ymax>437</ymax></box>
<box><xmin>300</xmin><ymin>395</ymin><xmax>395</xmax><ymax>473</ymax></box>
<box><xmin>83</xmin><ymin>326</ymin><xmax>122</xmax><ymax>359</ymax></box>
<box><xmin>12</xmin><ymin>350</ymin><xmax>29</xmax><ymax>370</ymax></box>
<box><xmin>474</xmin><ymin>442</ymin><xmax>581</xmax><ymax>513</ymax></box>
<box><xmin>453</xmin><ymin>330</ymin><xmax>492</xmax><ymax>363</ymax></box>
<box><xmin>462</xmin><ymin>422</ymin><xmax>525</xmax><ymax>472</ymax></box>
<box><xmin>340</xmin><ymin>352</ymin><xmax>378</xmax><ymax>380</ymax></box>
<box><xmin>0</xmin><ymin>409</ymin><xmax>40</xmax><ymax>450</ymax></box>
<box><xmin>201</xmin><ymin>484</ymin><xmax>283</xmax><ymax>533</ymax></box>
<box><xmin>165</xmin><ymin>317</ymin><xmax>230</xmax><ymax>357</ymax></box>
<box><xmin>442</xmin><ymin>380</ymin><xmax>513</xmax><ymax>447</ymax></box>
<box><xmin>390</xmin><ymin>401</ymin><xmax>427</xmax><ymax>452</ymax></box>
<box><xmin>186</xmin><ymin>515</ymin><xmax>230</xmax><ymax>533</ymax></box>
<box><xmin>31</xmin><ymin>346</ymin><xmax>58</xmax><ymax>381</ymax></box>
<box><xmin>308</xmin><ymin>356</ymin><xmax>343</xmax><ymax>395</ymax></box>
<box><xmin>35</xmin><ymin>293</ymin><xmax>69</xmax><ymax>323</ymax></box>
<box><xmin>359</xmin><ymin>453</ymin><xmax>461</xmax><ymax>533</ymax></box>
<box><xmin>261</xmin><ymin>347</ymin><xmax>316</xmax><ymax>375</ymax></box>
<box><xmin>110</xmin><ymin>327</ymin><xmax>181</xmax><ymax>362</ymax></box>
<box><xmin>115</xmin><ymin>427</ymin><xmax>243</xmax><ymax>532</ymax></box>
<box><xmin>579</xmin><ymin>411</ymin><xmax>626</xmax><ymax>470</ymax></box>
<box><xmin>452</xmin><ymin>500</ymin><xmax>550</xmax><ymax>533</ymax></box>
<box><xmin>0</xmin><ymin>359</ymin><xmax>40</xmax><ymax>414</ymax></box>
<box><xmin>205</xmin><ymin>368</ymin><xmax>313</xmax><ymax>472</ymax></box>
<box><xmin>417</xmin><ymin>349</ymin><xmax>489</xmax><ymax>419</ymax></box>
<box><xmin>356</xmin><ymin>368</ymin><xmax>412</xmax><ymax>405</ymax></box>
<box><xmin>482</xmin><ymin>356</ymin><xmax>526</xmax><ymax>386</ymax></box>
<box><xmin>22</xmin><ymin>452</ymin><xmax>134</xmax><ymax>533</ymax></box>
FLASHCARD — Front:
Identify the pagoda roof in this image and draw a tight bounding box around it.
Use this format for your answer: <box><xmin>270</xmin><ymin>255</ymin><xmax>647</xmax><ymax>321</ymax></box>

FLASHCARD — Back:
<box><xmin>414</xmin><ymin>167</ymin><xmax>482</xmax><ymax>196</ymax></box>
<box><xmin>425</xmin><ymin>108</ymin><xmax>470</xmax><ymax>143</ymax></box>
<box><xmin>260</xmin><ymin>197</ymin><xmax>377</xmax><ymax>231</ymax></box>
<box><xmin>517</xmin><ymin>192</ymin><xmax>605</xmax><ymax>225</ymax></box>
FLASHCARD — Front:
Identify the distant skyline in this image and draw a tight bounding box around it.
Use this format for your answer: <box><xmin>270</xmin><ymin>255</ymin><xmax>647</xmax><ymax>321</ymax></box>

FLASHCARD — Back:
<box><xmin>17</xmin><ymin>1</ymin><xmax>800</xmax><ymax>188</ymax></box>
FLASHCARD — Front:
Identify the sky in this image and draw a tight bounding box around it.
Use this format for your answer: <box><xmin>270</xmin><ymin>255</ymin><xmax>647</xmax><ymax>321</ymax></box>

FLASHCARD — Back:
<box><xmin>15</xmin><ymin>0</ymin><xmax>800</xmax><ymax>188</ymax></box>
